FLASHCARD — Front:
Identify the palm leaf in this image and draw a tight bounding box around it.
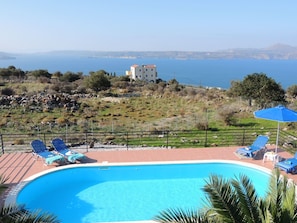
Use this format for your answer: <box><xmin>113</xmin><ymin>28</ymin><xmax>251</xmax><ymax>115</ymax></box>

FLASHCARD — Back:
<box><xmin>155</xmin><ymin>170</ymin><xmax>297</xmax><ymax>223</ymax></box>
<box><xmin>266</xmin><ymin>169</ymin><xmax>287</xmax><ymax>222</ymax></box>
<box><xmin>203</xmin><ymin>174</ymin><xmax>242</xmax><ymax>223</ymax></box>
<box><xmin>0</xmin><ymin>205</ymin><xmax>60</xmax><ymax>223</ymax></box>
<box><xmin>0</xmin><ymin>175</ymin><xmax>9</xmax><ymax>196</ymax></box>
<box><xmin>231</xmin><ymin>174</ymin><xmax>262</xmax><ymax>223</ymax></box>
<box><xmin>154</xmin><ymin>208</ymin><xmax>210</xmax><ymax>223</ymax></box>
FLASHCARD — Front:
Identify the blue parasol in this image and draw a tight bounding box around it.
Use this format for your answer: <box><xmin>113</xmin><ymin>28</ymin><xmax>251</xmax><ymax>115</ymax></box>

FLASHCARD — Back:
<box><xmin>254</xmin><ymin>105</ymin><xmax>297</xmax><ymax>153</ymax></box>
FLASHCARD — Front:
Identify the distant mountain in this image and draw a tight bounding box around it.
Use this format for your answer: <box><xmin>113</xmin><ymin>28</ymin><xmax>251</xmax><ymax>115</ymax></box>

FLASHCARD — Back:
<box><xmin>264</xmin><ymin>43</ymin><xmax>297</xmax><ymax>52</ymax></box>
<box><xmin>0</xmin><ymin>52</ymin><xmax>16</xmax><ymax>60</ymax></box>
<box><xmin>200</xmin><ymin>44</ymin><xmax>297</xmax><ymax>59</ymax></box>
<box><xmin>2</xmin><ymin>44</ymin><xmax>297</xmax><ymax>60</ymax></box>
<box><xmin>46</xmin><ymin>44</ymin><xmax>297</xmax><ymax>59</ymax></box>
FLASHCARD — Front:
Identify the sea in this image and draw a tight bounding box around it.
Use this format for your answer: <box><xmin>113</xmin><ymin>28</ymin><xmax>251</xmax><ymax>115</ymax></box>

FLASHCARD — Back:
<box><xmin>0</xmin><ymin>54</ymin><xmax>296</xmax><ymax>89</ymax></box>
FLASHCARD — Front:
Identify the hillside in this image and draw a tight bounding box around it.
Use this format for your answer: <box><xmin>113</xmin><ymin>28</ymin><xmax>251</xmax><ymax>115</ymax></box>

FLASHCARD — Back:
<box><xmin>2</xmin><ymin>44</ymin><xmax>297</xmax><ymax>60</ymax></box>
<box><xmin>39</xmin><ymin>44</ymin><xmax>297</xmax><ymax>59</ymax></box>
<box><xmin>0</xmin><ymin>79</ymin><xmax>295</xmax><ymax>135</ymax></box>
<box><xmin>0</xmin><ymin>66</ymin><xmax>296</xmax><ymax>142</ymax></box>
<box><xmin>0</xmin><ymin>82</ymin><xmax>234</xmax><ymax>133</ymax></box>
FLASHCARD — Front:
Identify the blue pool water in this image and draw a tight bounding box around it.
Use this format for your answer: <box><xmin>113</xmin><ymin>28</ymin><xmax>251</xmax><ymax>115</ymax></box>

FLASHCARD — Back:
<box><xmin>16</xmin><ymin>161</ymin><xmax>270</xmax><ymax>223</ymax></box>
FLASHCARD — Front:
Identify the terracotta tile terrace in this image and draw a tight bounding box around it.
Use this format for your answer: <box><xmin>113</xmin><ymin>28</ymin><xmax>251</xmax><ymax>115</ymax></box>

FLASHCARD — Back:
<box><xmin>1</xmin><ymin>145</ymin><xmax>297</xmax><ymax>187</ymax></box>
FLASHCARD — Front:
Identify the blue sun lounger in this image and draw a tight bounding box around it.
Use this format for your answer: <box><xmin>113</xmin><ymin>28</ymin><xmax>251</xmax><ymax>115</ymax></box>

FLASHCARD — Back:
<box><xmin>235</xmin><ymin>135</ymin><xmax>269</xmax><ymax>158</ymax></box>
<box><xmin>31</xmin><ymin>139</ymin><xmax>65</xmax><ymax>165</ymax></box>
<box><xmin>51</xmin><ymin>138</ymin><xmax>86</xmax><ymax>163</ymax></box>
<box><xmin>276</xmin><ymin>152</ymin><xmax>297</xmax><ymax>174</ymax></box>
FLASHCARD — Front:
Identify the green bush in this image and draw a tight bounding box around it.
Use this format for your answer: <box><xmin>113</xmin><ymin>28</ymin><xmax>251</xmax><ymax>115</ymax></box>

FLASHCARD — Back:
<box><xmin>1</xmin><ymin>87</ymin><xmax>15</xmax><ymax>96</ymax></box>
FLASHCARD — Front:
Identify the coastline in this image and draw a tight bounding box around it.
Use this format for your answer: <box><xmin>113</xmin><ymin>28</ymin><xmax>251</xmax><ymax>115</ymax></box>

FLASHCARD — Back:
<box><xmin>0</xmin><ymin>56</ymin><xmax>296</xmax><ymax>89</ymax></box>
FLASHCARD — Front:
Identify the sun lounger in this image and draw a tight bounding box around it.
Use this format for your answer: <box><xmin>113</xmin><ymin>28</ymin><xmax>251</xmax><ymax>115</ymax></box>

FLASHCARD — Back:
<box><xmin>275</xmin><ymin>152</ymin><xmax>297</xmax><ymax>174</ymax></box>
<box><xmin>31</xmin><ymin>139</ymin><xmax>65</xmax><ymax>165</ymax></box>
<box><xmin>51</xmin><ymin>138</ymin><xmax>86</xmax><ymax>163</ymax></box>
<box><xmin>235</xmin><ymin>135</ymin><xmax>269</xmax><ymax>158</ymax></box>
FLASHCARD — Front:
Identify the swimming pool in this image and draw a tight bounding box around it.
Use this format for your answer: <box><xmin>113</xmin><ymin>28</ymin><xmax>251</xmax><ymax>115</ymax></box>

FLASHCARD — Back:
<box><xmin>15</xmin><ymin>161</ymin><xmax>271</xmax><ymax>223</ymax></box>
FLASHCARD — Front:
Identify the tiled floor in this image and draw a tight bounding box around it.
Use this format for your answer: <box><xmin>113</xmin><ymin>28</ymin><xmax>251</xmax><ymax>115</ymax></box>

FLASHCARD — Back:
<box><xmin>1</xmin><ymin>146</ymin><xmax>296</xmax><ymax>187</ymax></box>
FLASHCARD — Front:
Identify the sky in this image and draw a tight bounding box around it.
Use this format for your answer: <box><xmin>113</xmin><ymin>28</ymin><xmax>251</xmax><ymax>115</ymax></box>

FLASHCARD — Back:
<box><xmin>1</xmin><ymin>0</ymin><xmax>297</xmax><ymax>53</ymax></box>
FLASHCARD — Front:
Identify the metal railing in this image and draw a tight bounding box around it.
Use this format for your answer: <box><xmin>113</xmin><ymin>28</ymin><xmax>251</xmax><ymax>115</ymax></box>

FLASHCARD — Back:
<box><xmin>1</xmin><ymin>128</ymin><xmax>297</xmax><ymax>155</ymax></box>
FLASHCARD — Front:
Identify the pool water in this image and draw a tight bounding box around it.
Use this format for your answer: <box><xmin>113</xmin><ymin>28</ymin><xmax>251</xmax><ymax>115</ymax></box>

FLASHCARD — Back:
<box><xmin>16</xmin><ymin>161</ymin><xmax>270</xmax><ymax>223</ymax></box>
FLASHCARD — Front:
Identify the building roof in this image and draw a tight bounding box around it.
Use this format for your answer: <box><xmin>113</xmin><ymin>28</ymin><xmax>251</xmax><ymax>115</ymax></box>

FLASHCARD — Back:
<box><xmin>144</xmin><ymin>64</ymin><xmax>156</xmax><ymax>68</ymax></box>
<box><xmin>131</xmin><ymin>64</ymin><xmax>156</xmax><ymax>68</ymax></box>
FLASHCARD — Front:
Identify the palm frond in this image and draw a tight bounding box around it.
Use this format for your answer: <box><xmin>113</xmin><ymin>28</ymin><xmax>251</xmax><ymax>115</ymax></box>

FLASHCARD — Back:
<box><xmin>154</xmin><ymin>169</ymin><xmax>297</xmax><ymax>223</ymax></box>
<box><xmin>0</xmin><ymin>204</ymin><xmax>60</xmax><ymax>223</ymax></box>
<box><xmin>265</xmin><ymin>168</ymin><xmax>288</xmax><ymax>222</ymax></box>
<box><xmin>203</xmin><ymin>174</ymin><xmax>242</xmax><ymax>223</ymax></box>
<box><xmin>15</xmin><ymin>209</ymin><xmax>60</xmax><ymax>223</ymax></box>
<box><xmin>231</xmin><ymin>174</ymin><xmax>262</xmax><ymax>222</ymax></box>
<box><xmin>0</xmin><ymin>175</ymin><xmax>9</xmax><ymax>196</ymax></box>
<box><xmin>154</xmin><ymin>208</ymin><xmax>210</xmax><ymax>223</ymax></box>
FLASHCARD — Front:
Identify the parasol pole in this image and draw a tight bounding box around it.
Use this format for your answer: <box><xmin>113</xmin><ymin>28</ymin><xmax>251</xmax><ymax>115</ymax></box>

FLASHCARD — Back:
<box><xmin>275</xmin><ymin>122</ymin><xmax>280</xmax><ymax>153</ymax></box>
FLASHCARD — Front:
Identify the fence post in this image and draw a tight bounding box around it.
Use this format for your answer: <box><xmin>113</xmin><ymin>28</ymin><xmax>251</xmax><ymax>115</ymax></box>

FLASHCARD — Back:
<box><xmin>242</xmin><ymin>129</ymin><xmax>246</xmax><ymax>146</ymax></box>
<box><xmin>0</xmin><ymin>134</ymin><xmax>4</xmax><ymax>155</ymax></box>
<box><xmin>65</xmin><ymin>124</ymin><xmax>68</xmax><ymax>143</ymax></box>
<box><xmin>204</xmin><ymin>128</ymin><xmax>208</xmax><ymax>147</ymax></box>
<box><xmin>166</xmin><ymin>130</ymin><xmax>169</xmax><ymax>148</ymax></box>
<box><xmin>85</xmin><ymin>132</ymin><xmax>88</xmax><ymax>152</ymax></box>
<box><xmin>126</xmin><ymin>132</ymin><xmax>129</xmax><ymax>150</ymax></box>
<box><xmin>43</xmin><ymin>133</ymin><xmax>46</xmax><ymax>145</ymax></box>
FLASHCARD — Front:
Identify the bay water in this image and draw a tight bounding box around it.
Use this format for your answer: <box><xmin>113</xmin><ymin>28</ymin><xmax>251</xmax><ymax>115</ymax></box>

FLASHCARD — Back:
<box><xmin>0</xmin><ymin>54</ymin><xmax>296</xmax><ymax>89</ymax></box>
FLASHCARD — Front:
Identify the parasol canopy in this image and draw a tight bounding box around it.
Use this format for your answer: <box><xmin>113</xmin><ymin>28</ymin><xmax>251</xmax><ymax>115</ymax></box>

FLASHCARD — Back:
<box><xmin>254</xmin><ymin>105</ymin><xmax>297</xmax><ymax>153</ymax></box>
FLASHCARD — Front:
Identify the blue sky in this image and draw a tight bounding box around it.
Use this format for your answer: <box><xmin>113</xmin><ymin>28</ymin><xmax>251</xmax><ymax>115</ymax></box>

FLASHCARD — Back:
<box><xmin>1</xmin><ymin>0</ymin><xmax>297</xmax><ymax>53</ymax></box>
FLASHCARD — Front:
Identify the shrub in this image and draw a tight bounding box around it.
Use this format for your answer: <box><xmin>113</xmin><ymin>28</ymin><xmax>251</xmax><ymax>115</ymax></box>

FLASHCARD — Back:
<box><xmin>0</xmin><ymin>118</ymin><xmax>8</xmax><ymax>127</ymax></box>
<box><xmin>1</xmin><ymin>87</ymin><xmax>15</xmax><ymax>96</ymax></box>
<box><xmin>50</xmin><ymin>83</ymin><xmax>62</xmax><ymax>92</ymax></box>
<box><xmin>62</xmin><ymin>84</ymin><xmax>73</xmax><ymax>94</ymax></box>
<box><xmin>218</xmin><ymin>106</ymin><xmax>237</xmax><ymax>126</ymax></box>
<box><xmin>287</xmin><ymin>85</ymin><xmax>297</xmax><ymax>98</ymax></box>
<box><xmin>105</xmin><ymin>135</ymin><xmax>115</xmax><ymax>140</ymax></box>
<box><xmin>56</xmin><ymin>116</ymin><xmax>68</xmax><ymax>125</ymax></box>
<box><xmin>20</xmin><ymin>86</ymin><xmax>27</xmax><ymax>93</ymax></box>
<box><xmin>14</xmin><ymin>139</ymin><xmax>25</xmax><ymax>145</ymax></box>
<box><xmin>76</xmin><ymin>85</ymin><xmax>87</xmax><ymax>94</ymax></box>
<box><xmin>195</xmin><ymin>121</ymin><xmax>209</xmax><ymax>130</ymax></box>
<box><xmin>112</xmin><ymin>80</ymin><xmax>129</xmax><ymax>89</ymax></box>
<box><xmin>39</xmin><ymin>76</ymin><xmax>51</xmax><ymax>83</ymax></box>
